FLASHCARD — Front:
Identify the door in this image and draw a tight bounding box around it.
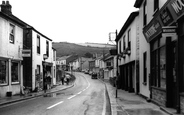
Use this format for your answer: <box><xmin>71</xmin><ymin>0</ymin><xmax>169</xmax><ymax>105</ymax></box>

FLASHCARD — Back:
<box><xmin>166</xmin><ymin>40</ymin><xmax>177</xmax><ymax>108</ymax></box>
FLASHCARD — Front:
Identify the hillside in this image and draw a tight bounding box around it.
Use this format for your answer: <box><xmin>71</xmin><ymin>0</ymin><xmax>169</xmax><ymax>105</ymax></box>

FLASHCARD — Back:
<box><xmin>52</xmin><ymin>42</ymin><xmax>113</xmax><ymax>57</ymax></box>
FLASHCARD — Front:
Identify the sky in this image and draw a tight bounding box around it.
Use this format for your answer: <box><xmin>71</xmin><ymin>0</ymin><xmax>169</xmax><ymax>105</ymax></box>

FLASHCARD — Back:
<box><xmin>7</xmin><ymin>0</ymin><xmax>137</xmax><ymax>44</ymax></box>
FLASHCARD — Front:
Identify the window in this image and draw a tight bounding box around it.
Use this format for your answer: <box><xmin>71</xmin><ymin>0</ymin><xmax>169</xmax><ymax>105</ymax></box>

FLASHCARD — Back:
<box><xmin>37</xmin><ymin>65</ymin><xmax>40</xmax><ymax>75</ymax></box>
<box><xmin>154</xmin><ymin>0</ymin><xmax>159</xmax><ymax>12</ymax></box>
<box><xmin>106</xmin><ymin>61</ymin><xmax>111</xmax><ymax>67</ymax></box>
<box><xmin>0</xmin><ymin>60</ymin><xmax>8</xmax><ymax>84</ymax></box>
<box><xmin>9</xmin><ymin>24</ymin><xmax>15</xmax><ymax>44</ymax></box>
<box><xmin>119</xmin><ymin>40</ymin><xmax>121</xmax><ymax>53</ymax></box>
<box><xmin>143</xmin><ymin>0</ymin><xmax>147</xmax><ymax>26</ymax></box>
<box><xmin>128</xmin><ymin>29</ymin><xmax>131</xmax><ymax>50</ymax></box>
<box><xmin>151</xmin><ymin>37</ymin><xmax>166</xmax><ymax>89</ymax></box>
<box><xmin>37</xmin><ymin>35</ymin><xmax>40</xmax><ymax>54</ymax></box>
<box><xmin>46</xmin><ymin>41</ymin><xmax>49</xmax><ymax>57</ymax></box>
<box><xmin>123</xmin><ymin>36</ymin><xmax>126</xmax><ymax>51</ymax></box>
<box><xmin>11</xmin><ymin>62</ymin><xmax>19</xmax><ymax>83</ymax></box>
<box><xmin>143</xmin><ymin>52</ymin><xmax>147</xmax><ymax>84</ymax></box>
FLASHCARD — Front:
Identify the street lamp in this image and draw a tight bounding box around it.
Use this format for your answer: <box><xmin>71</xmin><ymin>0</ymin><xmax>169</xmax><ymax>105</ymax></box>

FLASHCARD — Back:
<box><xmin>109</xmin><ymin>30</ymin><xmax>118</xmax><ymax>98</ymax></box>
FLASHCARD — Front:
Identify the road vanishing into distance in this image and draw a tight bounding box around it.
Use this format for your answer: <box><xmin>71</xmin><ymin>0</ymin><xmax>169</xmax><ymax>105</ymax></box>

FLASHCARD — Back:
<box><xmin>0</xmin><ymin>72</ymin><xmax>106</xmax><ymax>115</ymax></box>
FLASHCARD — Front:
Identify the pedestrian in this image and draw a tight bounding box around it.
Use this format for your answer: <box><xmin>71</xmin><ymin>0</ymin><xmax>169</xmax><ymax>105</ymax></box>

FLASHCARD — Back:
<box><xmin>61</xmin><ymin>69</ymin><xmax>65</xmax><ymax>85</ymax></box>
<box><xmin>65</xmin><ymin>74</ymin><xmax>70</xmax><ymax>85</ymax></box>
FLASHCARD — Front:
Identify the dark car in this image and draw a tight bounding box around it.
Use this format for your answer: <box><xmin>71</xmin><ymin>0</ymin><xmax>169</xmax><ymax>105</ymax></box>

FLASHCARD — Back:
<box><xmin>91</xmin><ymin>72</ymin><xmax>97</xmax><ymax>79</ymax></box>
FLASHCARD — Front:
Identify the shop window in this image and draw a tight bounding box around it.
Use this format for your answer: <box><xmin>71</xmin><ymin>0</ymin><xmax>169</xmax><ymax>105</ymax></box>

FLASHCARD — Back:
<box><xmin>151</xmin><ymin>37</ymin><xmax>166</xmax><ymax>89</ymax></box>
<box><xmin>9</xmin><ymin>24</ymin><xmax>15</xmax><ymax>44</ymax></box>
<box><xmin>0</xmin><ymin>60</ymin><xmax>8</xmax><ymax>85</ymax></box>
<box><xmin>11</xmin><ymin>62</ymin><xmax>19</xmax><ymax>83</ymax></box>
<box><xmin>160</xmin><ymin>47</ymin><xmax>166</xmax><ymax>89</ymax></box>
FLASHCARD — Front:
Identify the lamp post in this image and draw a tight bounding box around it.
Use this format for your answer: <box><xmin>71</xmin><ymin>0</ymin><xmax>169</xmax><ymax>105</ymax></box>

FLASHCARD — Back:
<box><xmin>109</xmin><ymin>30</ymin><xmax>118</xmax><ymax>98</ymax></box>
<box><xmin>43</xmin><ymin>54</ymin><xmax>48</xmax><ymax>93</ymax></box>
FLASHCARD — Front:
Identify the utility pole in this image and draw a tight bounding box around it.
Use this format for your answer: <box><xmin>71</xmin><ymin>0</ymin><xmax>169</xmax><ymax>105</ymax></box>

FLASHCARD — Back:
<box><xmin>115</xmin><ymin>30</ymin><xmax>118</xmax><ymax>98</ymax></box>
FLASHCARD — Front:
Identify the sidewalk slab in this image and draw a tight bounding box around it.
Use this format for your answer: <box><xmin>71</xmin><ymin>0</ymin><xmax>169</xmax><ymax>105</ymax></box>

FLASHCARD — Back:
<box><xmin>104</xmin><ymin>81</ymin><xmax>177</xmax><ymax>115</ymax></box>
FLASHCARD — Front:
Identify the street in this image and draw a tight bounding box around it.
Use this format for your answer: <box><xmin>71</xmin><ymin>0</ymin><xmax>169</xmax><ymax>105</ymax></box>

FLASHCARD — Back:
<box><xmin>0</xmin><ymin>72</ymin><xmax>105</xmax><ymax>115</ymax></box>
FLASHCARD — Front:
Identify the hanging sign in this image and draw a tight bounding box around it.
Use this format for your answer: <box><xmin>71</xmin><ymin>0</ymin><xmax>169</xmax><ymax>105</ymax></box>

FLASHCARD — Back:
<box><xmin>22</xmin><ymin>49</ymin><xmax>31</xmax><ymax>57</ymax></box>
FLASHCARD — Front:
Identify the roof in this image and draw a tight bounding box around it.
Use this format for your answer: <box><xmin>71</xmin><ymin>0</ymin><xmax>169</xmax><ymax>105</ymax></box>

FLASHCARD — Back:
<box><xmin>57</xmin><ymin>56</ymin><xmax>71</xmax><ymax>61</ymax></box>
<box><xmin>115</xmin><ymin>11</ymin><xmax>139</xmax><ymax>42</ymax></box>
<box><xmin>134</xmin><ymin>0</ymin><xmax>144</xmax><ymax>8</ymax></box>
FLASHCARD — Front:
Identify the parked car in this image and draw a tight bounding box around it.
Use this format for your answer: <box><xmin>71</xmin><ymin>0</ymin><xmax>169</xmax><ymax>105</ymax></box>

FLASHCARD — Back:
<box><xmin>91</xmin><ymin>72</ymin><xmax>97</xmax><ymax>79</ymax></box>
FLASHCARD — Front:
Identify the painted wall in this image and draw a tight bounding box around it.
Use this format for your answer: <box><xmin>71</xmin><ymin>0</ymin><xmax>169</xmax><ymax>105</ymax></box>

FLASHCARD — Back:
<box><xmin>0</xmin><ymin>16</ymin><xmax>23</xmax><ymax>97</ymax></box>
<box><xmin>32</xmin><ymin>30</ymin><xmax>53</xmax><ymax>90</ymax></box>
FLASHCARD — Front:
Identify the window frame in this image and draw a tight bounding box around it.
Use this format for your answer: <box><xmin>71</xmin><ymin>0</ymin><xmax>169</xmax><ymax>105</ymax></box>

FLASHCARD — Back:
<box><xmin>37</xmin><ymin>35</ymin><xmax>40</xmax><ymax>54</ymax></box>
<box><xmin>11</xmin><ymin>61</ymin><xmax>19</xmax><ymax>84</ymax></box>
<box><xmin>9</xmin><ymin>24</ymin><xmax>15</xmax><ymax>44</ymax></box>
<box><xmin>46</xmin><ymin>41</ymin><xmax>49</xmax><ymax>57</ymax></box>
<box><xmin>0</xmin><ymin>59</ymin><xmax>8</xmax><ymax>85</ymax></box>
<box><xmin>143</xmin><ymin>0</ymin><xmax>147</xmax><ymax>26</ymax></box>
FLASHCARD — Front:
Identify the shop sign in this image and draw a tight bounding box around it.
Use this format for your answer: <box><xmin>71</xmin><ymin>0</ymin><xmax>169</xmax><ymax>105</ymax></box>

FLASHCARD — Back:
<box><xmin>170</xmin><ymin>0</ymin><xmax>184</xmax><ymax>16</ymax></box>
<box><xmin>22</xmin><ymin>49</ymin><xmax>31</xmax><ymax>57</ymax></box>
<box><xmin>162</xmin><ymin>26</ymin><xmax>177</xmax><ymax>36</ymax></box>
<box><xmin>143</xmin><ymin>19</ymin><xmax>162</xmax><ymax>42</ymax></box>
<box><xmin>160</xmin><ymin>7</ymin><xmax>174</xmax><ymax>26</ymax></box>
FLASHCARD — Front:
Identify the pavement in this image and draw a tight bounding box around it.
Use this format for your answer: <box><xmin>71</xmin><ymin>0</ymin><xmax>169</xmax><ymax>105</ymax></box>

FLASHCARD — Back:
<box><xmin>0</xmin><ymin>82</ymin><xmax>74</xmax><ymax>107</ymax></box>
<box><xmin>103</xmin><ymin>80</ymin><xmax>183</xmax><ymax>115</ymax></box>
<box><xmin>0</xmin><ymin>76</ymin><xmax>183</xmax><ymax>115</ymax></box>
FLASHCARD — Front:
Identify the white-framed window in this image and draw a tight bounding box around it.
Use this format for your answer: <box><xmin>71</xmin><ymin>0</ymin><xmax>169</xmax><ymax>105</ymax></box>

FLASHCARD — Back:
<box><xmin>0</xmin><ymin>60</ymin><xmax>8</xmax><ymax>85</ymax></box>
<box><xmin>9</xmin><ymin>24</ymin><xmax>15</xmax><ymax>44</ymax></box>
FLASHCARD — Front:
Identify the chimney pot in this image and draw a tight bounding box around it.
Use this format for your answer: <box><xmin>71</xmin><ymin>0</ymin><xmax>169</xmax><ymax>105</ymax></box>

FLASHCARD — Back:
<box><xmin>2</xmin><ymin>1</ymin><xmax>5</xmax><ymax>5</ymax></box>
<box><xmin>6</xmin><ymin>1</ymin><xmax>9</xmax><ymax>5</ymax></box>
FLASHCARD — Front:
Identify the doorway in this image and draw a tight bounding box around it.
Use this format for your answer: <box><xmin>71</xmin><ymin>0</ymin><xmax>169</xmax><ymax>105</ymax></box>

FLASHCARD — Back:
<box><xmin>166</xmin><ymin>39</ymin><xmax>177</xmax><ymax>108</ymax></box>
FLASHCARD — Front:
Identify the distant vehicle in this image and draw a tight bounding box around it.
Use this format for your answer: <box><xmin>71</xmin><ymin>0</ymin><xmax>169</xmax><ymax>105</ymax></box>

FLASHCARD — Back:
<box><xmin>91</xmin><ymin>72</ymin><xmax>97</xmax><ymax>79</ymax></box>
<box><xmin>84</xmin><ymin>69</ymin><xmax>89</xmax><ymax>74</ymax></box>
<box><xmin>89</xmin><ymin>71</ymin><xmax>93</xmax><ymax>75</ymax></box>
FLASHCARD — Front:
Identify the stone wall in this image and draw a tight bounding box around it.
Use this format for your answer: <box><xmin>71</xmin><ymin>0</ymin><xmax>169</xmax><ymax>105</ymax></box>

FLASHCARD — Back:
<box><xmin>180</xmin><ymin>94</ymin><xmax>184</xmax><ymax>114</ymax></box>
<box><xmin>152</xmin><ymin>88</ymin><xmax>166</xmax><ymax>106</ymax></box>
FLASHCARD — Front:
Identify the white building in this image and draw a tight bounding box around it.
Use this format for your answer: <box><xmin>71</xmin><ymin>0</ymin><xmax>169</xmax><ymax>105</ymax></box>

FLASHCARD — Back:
<box><xmin>0</xmin><ymin>1</ymin><xmax>26</xmax><ymax>97</ymax></box>
<box><xmin>116</xmin><ymin>11</ymin><xmax>139</xmax><ymax>93</ymax></box>
<box><xmin>23</xmin><ymin>27</ymin><xmax>53</xmax><ymax>91</ymax></box>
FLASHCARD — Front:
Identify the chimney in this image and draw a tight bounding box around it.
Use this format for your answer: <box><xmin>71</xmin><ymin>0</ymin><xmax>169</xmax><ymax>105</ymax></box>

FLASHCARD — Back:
<box><xmin>0</xmin><ymin>1</ymin><xmax>12</xmax><ymax>15</ymax></box>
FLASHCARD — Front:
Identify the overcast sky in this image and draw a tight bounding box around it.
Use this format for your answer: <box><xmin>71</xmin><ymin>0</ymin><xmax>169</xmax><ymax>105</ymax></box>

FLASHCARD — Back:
<box><xmin>7</xmin><ymin>0</ymin><xmax>137</xmax><ymax>44</ymax></box>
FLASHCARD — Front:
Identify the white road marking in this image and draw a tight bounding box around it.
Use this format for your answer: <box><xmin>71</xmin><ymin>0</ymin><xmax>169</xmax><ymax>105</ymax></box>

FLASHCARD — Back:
<box><xmin>68</xmin><ymin>95</ymin><xmax>76</xmax><ymax>99</ymax></box>
<box><xmin>47</xmin><ymin>101</ymin><xmax>63</xmax><ymax>109</ymax></box>
<box><xmin>77</xmin><ymin>91</ymin><xmax>82</xmax><ymax>94</ymax></box>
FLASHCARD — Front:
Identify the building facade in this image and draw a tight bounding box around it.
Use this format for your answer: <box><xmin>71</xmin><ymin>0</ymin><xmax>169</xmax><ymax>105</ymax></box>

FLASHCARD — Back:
<box><xmin>116</xmin><ymin>11</ymin><xmax>139</xmax><ymax>93</ymax></box>
<box><xmin>23</xmin><ymin>27</ymin><xmax>53</xmax><ymax>91</ymax></box>
<box><xmin>135</xmin><ymin>0</ymin><xmax>184</xmax><ymax>113</ymax></box>
<box><xmin>0</xmin><ymin>1</ymin><xmax>26</xmax><ymax>97</ymax></box>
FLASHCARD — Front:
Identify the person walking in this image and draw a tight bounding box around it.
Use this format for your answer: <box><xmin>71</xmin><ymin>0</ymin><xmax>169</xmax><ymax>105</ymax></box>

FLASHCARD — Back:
<box><xmin>65</xmin><ymin>74</ymin><xmax>71</xmax><ymax>85</ymax></box>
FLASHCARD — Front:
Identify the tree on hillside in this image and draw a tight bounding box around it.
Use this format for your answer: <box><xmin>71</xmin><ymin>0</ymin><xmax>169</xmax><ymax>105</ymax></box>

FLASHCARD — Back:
<box><xmin>84</xmin><ymin>52</ymin><xmax>93</xmax><ymax>58</ymax></box>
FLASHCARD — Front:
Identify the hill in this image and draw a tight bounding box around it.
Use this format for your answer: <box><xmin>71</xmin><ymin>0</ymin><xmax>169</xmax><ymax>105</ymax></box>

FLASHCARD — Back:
<box><xmin>52</xmin><ymin>42</ymin><xmax>114</xmax><ymax>57</ymax></box>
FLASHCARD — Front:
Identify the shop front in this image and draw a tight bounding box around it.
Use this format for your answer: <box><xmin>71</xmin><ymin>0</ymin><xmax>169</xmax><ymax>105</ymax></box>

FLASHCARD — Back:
<box><xmin>0</xmin><ymin>58</ymin><xmax>22</xmax><ymax>97</ymax></box>
<box><xmin>143</xmin><ymin>0</ymin><xmax>184</xmax><ymax>113</ymax></box>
